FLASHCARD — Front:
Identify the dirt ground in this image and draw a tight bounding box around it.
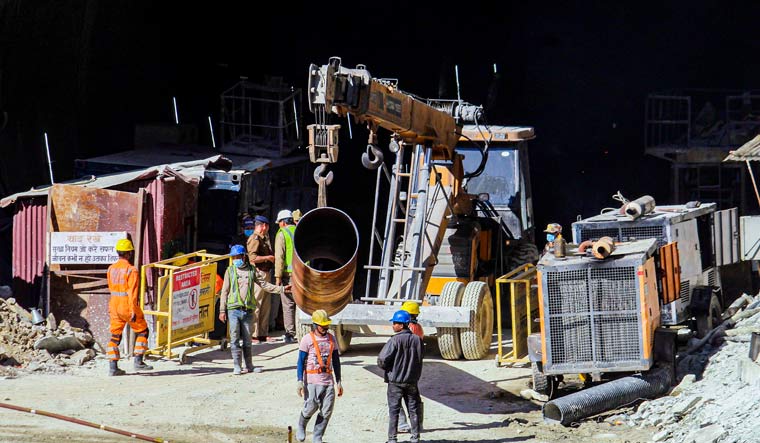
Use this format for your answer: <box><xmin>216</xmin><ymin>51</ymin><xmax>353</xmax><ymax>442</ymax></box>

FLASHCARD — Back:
<box><xmin>0</xmin><ymin>332</ymin><xmax>658</xmax><ymax>443</ymax></box>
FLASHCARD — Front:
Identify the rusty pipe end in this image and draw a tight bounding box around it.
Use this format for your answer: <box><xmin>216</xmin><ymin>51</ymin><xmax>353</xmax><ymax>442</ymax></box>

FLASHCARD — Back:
<box><xmin>292</xmin><ymin>207</ymin><xmax>359</xmax><ymax>316</ymax></box>
<box><xmin>592</xmin><ymin>236</ymin><xmax>615</xmax><ymax>259</ymax></box>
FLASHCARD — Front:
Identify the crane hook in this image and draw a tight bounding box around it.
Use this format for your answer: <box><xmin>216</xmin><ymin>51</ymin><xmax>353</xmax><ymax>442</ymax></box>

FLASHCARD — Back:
<box><xmin>313</xmin><ymin>164</ymin><xmax>334</xmax><ymax>186</ymax></box>
<box><xmin>361</xmin><ymin>144</ymin><xmax>384</xmax><ymax>170</ymax></box>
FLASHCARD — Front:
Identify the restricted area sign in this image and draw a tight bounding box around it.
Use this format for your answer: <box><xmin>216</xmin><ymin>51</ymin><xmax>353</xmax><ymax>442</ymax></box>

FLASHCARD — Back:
<box><xmin>172</xmin><ymin>267</ymin><xmax>201</xmax><ymax>330</ymax></box>
<box><xmin>155</xmin><ymin>262</ymin><xmax>218</xmax><ymax>346</ymax></box>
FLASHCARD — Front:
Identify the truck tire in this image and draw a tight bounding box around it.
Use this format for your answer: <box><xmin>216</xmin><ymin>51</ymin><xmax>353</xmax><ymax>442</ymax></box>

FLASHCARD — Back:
<box><xmin>531</xmin><ymin>361</ymin><xmax>559</xmax><ymax>399</ymax></box>
<box><xmin>508</xmin><ymin>241</ymin><xmax>539</xmax><ymax>270</ymax></box>
<box><xmin>461</xmin><ymin>281</ymin><xmax>494</xmax><ymax>360</ymax></box>
<box><xmin>335</xmin><ymin>324</ymin><xmax>352</xmax><ymax>355</ymax></box>
<box><xmin>437</xmin><ymin>281</ymin><xmax>465</xmax><ymax>360</ymax></box>
<box><xmin>696</xmin><ymin>294</ymin><xmax>723</xmax><ymax>339</ymax></box>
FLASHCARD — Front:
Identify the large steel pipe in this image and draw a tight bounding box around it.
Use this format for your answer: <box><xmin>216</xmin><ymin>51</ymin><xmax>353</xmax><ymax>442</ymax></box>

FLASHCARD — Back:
<box><xmin>292</xmin><ymin>207</ymin><xmax>359</xmax><ymax>316</ymax></box>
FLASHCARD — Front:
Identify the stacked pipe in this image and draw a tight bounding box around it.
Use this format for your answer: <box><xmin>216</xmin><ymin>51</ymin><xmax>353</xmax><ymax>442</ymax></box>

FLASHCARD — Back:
<box><xmin>291</xmin><ymin>207</ymin><xmax>359</xmax><ymax>316</ymax></box>
<box><xmin>623</xmin><ymin>195</ymin><xmax>656</xmax><ymax>220</ymax></box>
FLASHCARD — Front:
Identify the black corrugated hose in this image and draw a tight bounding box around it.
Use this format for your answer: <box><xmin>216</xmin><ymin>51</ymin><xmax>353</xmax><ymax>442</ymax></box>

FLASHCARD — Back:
<box><xmin>542</xmin><ymin>367</ymin><xmax>672</xmax><ymax>426</ymax></box>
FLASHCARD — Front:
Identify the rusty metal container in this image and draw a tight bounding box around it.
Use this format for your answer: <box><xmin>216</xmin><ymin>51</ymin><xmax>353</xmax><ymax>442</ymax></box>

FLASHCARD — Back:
<box><xmin>291</xmin><ymin>207</ymin><xmax>358</xmax><ymax>316</ymax></box>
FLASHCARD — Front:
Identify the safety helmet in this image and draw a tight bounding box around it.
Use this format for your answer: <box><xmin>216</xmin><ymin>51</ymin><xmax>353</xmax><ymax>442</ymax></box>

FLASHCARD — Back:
<box><xmin>390</xmin><ymin>310</ymin><xmax>411</xmax><ymax>324</ymax></box>
<box><xmin>401</xmin><ymin>301</ymin><xmax>420</xmax><ymax>315</ymax></box>
<box><xmin>172</xmin><ymin>252</ymin><xmax>189</xmax><ymax>266</ymax></box>
<box><xmin>242</xmin><ymin>215</ymin><xmax>255</xmax><ymax>228</ymax></box>
<box><xmin>230</xmin><ymin>244</ymin><xmax>246</xmax><ymax>256</ymax></box>
<box><xmin>115</xmin><ymin>239</ymin><xmax>134</xmax><ymax>252</ymax></box>
<box><xmin>276</xmin><ymin>209</ymin><xmax>293</xmax><ymax>222</ymax></box>
<box><xmin>292</xmin><ymin>209</ymin><xmax>302</xmax><ymax>223</ymax></box>
<box><xmin>311</xmin><ymin>309</ymin><xmax>332</xmax><ymax>326</ymax></box>
<box><xmin>543</xmin><ymin>223</ymin><xmax>562</xmax><ymax>234</ymax></box>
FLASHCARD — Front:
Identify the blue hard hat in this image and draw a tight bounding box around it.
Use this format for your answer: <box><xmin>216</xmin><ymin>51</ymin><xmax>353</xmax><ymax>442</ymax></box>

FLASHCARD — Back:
<box><xmin>254</xmin><ymin>215</ymin><xmax>269</xmax><ymax>224</ymax></box>
<box><xmin>390</xmin><ymin>310</ymin><xmax>411</xmax><ymax>324</ymax></box>
<box><xmin>242</xmin><ymin>216</ymin><xmax>255</xmax><ymax>227</ymax></box>
<box><xmin>230</xmin><ymin>244</ymin><xmax>246</xmax><ymax>256</ymax></box>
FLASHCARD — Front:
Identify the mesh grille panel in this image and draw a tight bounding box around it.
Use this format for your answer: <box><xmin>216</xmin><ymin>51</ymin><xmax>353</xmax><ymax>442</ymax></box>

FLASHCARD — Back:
<box><xmin>594</xmin><ymin>313</ymin><xmax>642</xmax><ymax>362</ymax></box>
<box><xmin>579</xmin><ymin>228</ymin><xmax>619</xmax><ymax>243</ymax></box>
<box><xmin>590</xmin><ymin>267</ymin><xmax>637</xmax><ymax>311</ymax></box>
<box><xmin>549</xmin><ymin>316</ymin><xmax>593</xmax><ymax>364</ymax></box>
<box><xmin>708</xmin><ymin>269</ymin><xmax>716</xmax><ymax>287</ymax></box>
<box><xmin>680</xmin><ymin>280</ymin><xmax>690</xmax><ymax>303</ymax></box>
<box><xmin>621</xmin><ymin>226</ymin><xmax>665</xmax><ymax>247</ymax></box>
<box><xmin>547</xmin><ymin>270</ymin><xmax>589</xmax><ymax>314</ymax></box>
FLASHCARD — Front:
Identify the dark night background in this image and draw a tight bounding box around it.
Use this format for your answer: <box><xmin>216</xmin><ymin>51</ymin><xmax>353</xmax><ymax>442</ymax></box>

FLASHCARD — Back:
<box><xmin>2</xmin><ymin>1</ymin><xmax>759</xmax><ymax>273</ymax></box>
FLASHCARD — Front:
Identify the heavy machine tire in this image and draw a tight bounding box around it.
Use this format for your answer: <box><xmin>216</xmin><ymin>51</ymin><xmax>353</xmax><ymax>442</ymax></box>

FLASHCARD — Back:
<box><xmin>696</xmin><ymin>295</ymin><xmax>723</xmax><ymax>339</ymax></box>
<box><xmin>335</xmin><ymin>324</ymin><xmax>352</xmax><ymax>355</ymax></box>
<box><xmin>508</xmin><ymin>241</ymin><xmax>540</xmax><ymax>270</ymax></box>
<box><xmin>531</xmin><ymin>362</ymin><xmax>559</xmax><ymax>399</ymax></box>
<box><xmin>437</xmin><ymin>281</ymin><xmax>465</xmax><ymax>360</ymax></box>
<box><xmin>460</xmin><ymin>281</ymin><xmax>494</xmax><ymax>360</ymax></box>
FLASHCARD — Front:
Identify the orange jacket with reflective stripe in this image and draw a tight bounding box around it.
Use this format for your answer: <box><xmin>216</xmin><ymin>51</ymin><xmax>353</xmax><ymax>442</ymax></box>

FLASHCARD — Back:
<box><xmin>107</xmin><ymin>258</ymin><xmax>139</xmax><ymax>309</ymax></box>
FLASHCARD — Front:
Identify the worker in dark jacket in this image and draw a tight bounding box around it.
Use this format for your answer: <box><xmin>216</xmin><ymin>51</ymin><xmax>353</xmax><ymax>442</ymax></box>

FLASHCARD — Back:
<box><xmin>377</xmin><ymin>310</ymin><xmax>424</xmax><ymax>443</ymax></box>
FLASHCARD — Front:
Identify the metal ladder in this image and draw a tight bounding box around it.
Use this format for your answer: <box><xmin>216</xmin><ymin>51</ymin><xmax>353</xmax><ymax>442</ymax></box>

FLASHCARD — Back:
<box><xmin>364</xmin><ymin>141</ymin><xmax>452</xmax><ymax>303</ymax></box>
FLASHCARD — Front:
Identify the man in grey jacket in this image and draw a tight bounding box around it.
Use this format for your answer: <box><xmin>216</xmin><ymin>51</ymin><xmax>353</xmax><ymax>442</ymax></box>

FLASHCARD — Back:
<box><xmin>377</xmin><ymin>310</ymin><xmax>424</xmax><ymax>443</ymax></box>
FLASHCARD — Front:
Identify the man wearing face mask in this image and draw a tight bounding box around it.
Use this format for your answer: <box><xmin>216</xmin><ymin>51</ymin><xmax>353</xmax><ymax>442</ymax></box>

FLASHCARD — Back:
<box><xmin>219</xmin><ymin>244</ymin><xmax>290</xmax><ymax>375</ymax></box>
<box><xmin>543</xmin><ymin>223</ymin><xmax>563</xmax><ymax>254</ymax></box>
<box><xmin>246</xmin><ymin>215</ymin><xmax>276</xmax><ymax>344</ymax></box>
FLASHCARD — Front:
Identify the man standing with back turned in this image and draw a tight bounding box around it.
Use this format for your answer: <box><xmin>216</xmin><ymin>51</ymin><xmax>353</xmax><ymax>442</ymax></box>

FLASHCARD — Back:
<box><xmin>378</xmin><ymin>310</ymin><xmax>424</xmax><ymax>443</ymax></box>
<box><xmin>106</xmin><ymin>238</ymin><xmax>153</xmax><ymax>376</ymax></box>
<box><xmin>274</xmin><ymin>209</ymin><xmax>298</xmax><ymax>343</ymax></box>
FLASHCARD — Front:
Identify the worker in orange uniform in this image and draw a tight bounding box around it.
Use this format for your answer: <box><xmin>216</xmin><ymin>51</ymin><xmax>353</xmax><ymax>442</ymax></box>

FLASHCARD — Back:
<box><xmin>106</xmin><ymin>238</ymin><xmax>153</xmax><ymax>376</ymax></box>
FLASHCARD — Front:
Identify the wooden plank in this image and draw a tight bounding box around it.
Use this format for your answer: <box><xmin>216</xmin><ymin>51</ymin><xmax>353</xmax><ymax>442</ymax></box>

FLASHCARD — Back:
<box><xmin>72</xmin><ymin>279</ymin><xmax>108</xmax><ymax>290</ymax></box>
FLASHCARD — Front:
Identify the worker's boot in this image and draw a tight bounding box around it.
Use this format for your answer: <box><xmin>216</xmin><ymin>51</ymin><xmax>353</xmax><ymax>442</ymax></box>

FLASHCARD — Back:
<box><xmin>312</xmin><ymin>414</ymin><xmax>330</xmax><ymax>443</ymax></box>
<box><xmin>133</xmin><ymin>355</ymin><xmax>153</xmax><ymax>371</ymax></box>
<box><xmin>108</xmin><ymin>360</ymin><xmax>125</xmax><ymax>376</ymax></box>
<box><xmin>296</xmin><ymin>413</ymin><xmax>308</xmax><ymax>442</ymax></box>
<box><xmin>232</xmin><ymin>349</ymin><xmax>242</xmax><ymax>375</ymax></box>
<box><xmin>242</xmin><ymin>347</ymin><xmax>254</xmax><ymax>374</ymax></box>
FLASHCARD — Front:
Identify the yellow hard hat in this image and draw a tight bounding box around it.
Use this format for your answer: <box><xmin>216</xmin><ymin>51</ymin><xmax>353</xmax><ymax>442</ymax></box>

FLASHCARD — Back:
<box><xmin>292</xmin><ymin>209</ymin><xmax>302</xmax><ymax>223</ymax></box>
<box><xmin>401</xmin><ymin>301</ymin><xmax>420</xmax><ymax>315</ymax></box>
<box><xmin>172</xmin><ymin>252</ymin><xmax>189</xmax><ymax>266</ymax></box>
<box><xmin>311</xmin><ymin>309</ymin><xmax>332</xmax><ymax>326</ymax></box>
<box><xmin>115</xmin><ymin>239</ymin><xmax>134</xmax><ymax>252</ymax></box>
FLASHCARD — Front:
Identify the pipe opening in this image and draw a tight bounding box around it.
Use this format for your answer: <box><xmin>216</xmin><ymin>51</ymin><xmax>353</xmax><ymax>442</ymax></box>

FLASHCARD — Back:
<box><xmin>294</xmin><ymin>207</ymin><xmax>358</xmax><ymax>272</ymax></box>
<box><xmin>542</xmin><ymin>403</ymin><xmax>563</xmax><ymax>424</ymax></box>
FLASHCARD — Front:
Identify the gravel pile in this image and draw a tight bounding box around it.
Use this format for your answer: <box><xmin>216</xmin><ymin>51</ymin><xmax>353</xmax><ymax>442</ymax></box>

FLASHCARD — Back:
<box><xmin>0</xmin><ymin>297</ymin><xmax>97</xmax><ymax>376</ymax></box>
<box><xmin>609</xmin><ymin>294</ymin><xmax>760</xmax><ymax>443</ymax></box>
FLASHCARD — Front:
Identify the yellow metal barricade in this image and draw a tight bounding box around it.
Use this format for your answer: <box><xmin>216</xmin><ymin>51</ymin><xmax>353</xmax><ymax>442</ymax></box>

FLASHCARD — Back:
<box><xmin>495</xmin><ymin>263</ymin><xmax>539</xmax><ymax>367</ymax></box>
<box><xmin>139</xmin><ymin>250</ymin><xmax>228</xmax><ymax>363</ymax></box>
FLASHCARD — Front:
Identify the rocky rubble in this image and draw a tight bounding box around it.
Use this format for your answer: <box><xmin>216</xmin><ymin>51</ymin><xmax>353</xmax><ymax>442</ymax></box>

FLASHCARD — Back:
<box><xmin>0</xmin><ymin>297</ymin><xmax>97</xmax><ymax>376</ymax></box>
<box><xmin>609</xmin><ymin>293</ymin><xmax>760</xmax><ymax>443</ymax></box>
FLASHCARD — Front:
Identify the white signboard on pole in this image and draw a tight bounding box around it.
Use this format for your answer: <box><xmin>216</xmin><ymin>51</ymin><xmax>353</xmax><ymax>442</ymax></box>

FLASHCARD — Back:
<box><xmin>172</xmin><ymin>267</ymin><xmax>201</xmax><ymax>330</ymax></box>
<box><xmin>50</xmin><ymin>231</ymin><xmax>127</xmax><ymax>265</ymax></box>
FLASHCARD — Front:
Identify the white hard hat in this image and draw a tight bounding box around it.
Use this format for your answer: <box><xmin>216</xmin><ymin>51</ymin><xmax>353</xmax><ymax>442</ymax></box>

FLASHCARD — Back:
<box><xmin>276</xmin><ymin>209</ymin><xmax>293</xmax><ymax>222</ymax></box>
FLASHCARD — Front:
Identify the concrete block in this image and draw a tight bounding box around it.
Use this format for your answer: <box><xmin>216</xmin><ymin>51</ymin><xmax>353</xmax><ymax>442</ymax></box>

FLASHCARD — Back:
<box><xmin>670</xmin><ymin>374</ymin><xmax>697</xmax><ymax>396</ymax></box>
<box><xmin>685</xmin><ymin>424</ymin><xmax>726</xmax><ymax>443</ymax></box>
<box><xmin>652</xmin><ymin>429</ymin><xmax>670</xmax><ymax>442</ymax></box>
<box><xmin>737</xmin><ymin>357</ymin><xmax>760</xmax><ymax>385</ymax></box>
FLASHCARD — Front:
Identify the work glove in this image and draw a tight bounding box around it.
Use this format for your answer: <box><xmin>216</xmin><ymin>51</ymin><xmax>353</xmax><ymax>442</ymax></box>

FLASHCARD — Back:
<box><xmin>336</xmin><ymin>382</ymin><xmax>343</xmax><ymax>397</ymax></box>
<box><xmin>297</xmin><ymin>380</ymin><xmax>304</xmax><ymax>397</ymax></box>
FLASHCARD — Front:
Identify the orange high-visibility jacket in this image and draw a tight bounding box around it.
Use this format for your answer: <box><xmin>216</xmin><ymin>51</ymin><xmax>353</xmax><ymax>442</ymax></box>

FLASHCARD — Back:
<box><xmin>107</xmin><ymin>258</ymin><xmax>140</xmax><ymax>315</ymax></box>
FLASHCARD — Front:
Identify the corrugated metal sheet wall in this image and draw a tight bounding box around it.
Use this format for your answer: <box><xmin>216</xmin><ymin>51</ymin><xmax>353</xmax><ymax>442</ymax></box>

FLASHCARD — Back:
<box><xmin>12</xmin><ymin>197</ymin><xmax>47</xmax><ymax>306</ymax></box>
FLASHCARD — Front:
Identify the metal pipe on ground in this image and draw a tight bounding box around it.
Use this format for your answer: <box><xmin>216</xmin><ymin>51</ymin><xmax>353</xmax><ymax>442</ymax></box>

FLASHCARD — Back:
<box><xmin>591</xmin><ymin>236</ymin><xmax>615</xmax><ymax>259</ymax></box>
<box><xmin>542</xmin><ymin>367</ymin><xmax>672</xmax><ymax>426</ymax></box>
<box><xmin>624</xmin><ymin>195</ymin><xmax>656</xmax><ymax>220</ymax></box>
<box><xmin>292</xmin><ymin>207</ymin><xmax>359</xmax><ymax>316</ymax></box>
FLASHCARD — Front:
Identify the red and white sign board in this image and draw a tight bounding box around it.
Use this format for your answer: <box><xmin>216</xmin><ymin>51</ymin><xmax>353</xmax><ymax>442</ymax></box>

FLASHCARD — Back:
<box><xmin>172</xmin><ymin>267</ymin><xmax>201</xmax><ymax>330</ymax></box>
